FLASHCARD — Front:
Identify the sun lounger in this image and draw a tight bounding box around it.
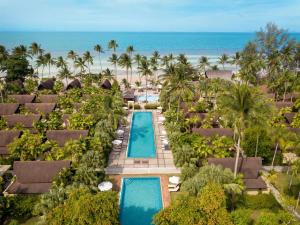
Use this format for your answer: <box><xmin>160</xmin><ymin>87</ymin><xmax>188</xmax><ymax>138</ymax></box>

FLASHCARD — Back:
<box><xmin>168</xmin><ymin>184</ymin><xmax>178</xmax><ymax>188</ymax></box>
<box><xmin>168</xmin><ymin>185</ymin><xmax>180</xmax><ymax>192</ymax></box>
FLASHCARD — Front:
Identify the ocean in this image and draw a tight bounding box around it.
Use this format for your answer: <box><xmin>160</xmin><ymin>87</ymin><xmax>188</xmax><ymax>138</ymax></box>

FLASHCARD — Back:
<box><xmin>1</xmin><ymin>32</ymin><xmax>300</xmax><ymax>75</ymax></box>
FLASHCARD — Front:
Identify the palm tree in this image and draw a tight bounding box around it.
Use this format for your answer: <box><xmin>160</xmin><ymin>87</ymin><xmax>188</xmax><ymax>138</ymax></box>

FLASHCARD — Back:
<box><xmin>74</xmin><ymin>57</ymin><xmax>87</xmax><ymax>75</ymax></box>
<box><xmin>94</xmin><ymin>44</ymin><xmax>104</xmax><ymax>71</ymax></box>
<box><xmin>218</xmin><ymin>84</ymin><xmax>270</xmax><ymax>177</ymax></box>
<box><xmin>231</xmin><ymin>52</ymin><xmax>241</xmax><ymax>69</ymax></box>
<box><xmin>118</xmin><ymin>53</ymin><xmax>132</xmax><ymax>83</ymax></box>
<box><xmin>138</xmin><ymin>57</ymin><xmax>153</xmax><ymax>102</ymax></box>
<box><xmin>67</xmin><ymin>50</ymin><xmax>78</xmax><ymax>74</ymax></box>
<box><xmin>108</xmin><ymin>54</ymin><xmax>118</xmax><ymax>77</ymax></box>
<box><xmin>29</xmin><ymin>42</ymin><xmax>43</xmax><ymax>75</ymax></box>
<box><xmin>101</xmin><ymin>68</ymin><xmax>114</xmax><ymax>81</ymax></box>
<box><xmin>134</xmin><ymin>54</ymin><xmax>142</xmax><ymax>83</ymax></box>
<box><xmin>36</xmin><ymin>55</ymin><xmax>46</xmax><ymax>79</ymax></box>
<box><xmin>199</xmin><ymin>56</ymin><xmax>210</xmax><ymax>74</ymax></box>
<box><xmin>168</xmin><ymin>53</ymin><xmax>174</xmax><ymax>65</ymax></box>
<box><xmin>56</xmin><ymin>56</ymin><xmax>67</xmax><ymax>70</ymax></box>
<box><xmin>218</xmin><ymin>54</ymin><xmax>229</xmax><ymax>69</ymax></box>
<box><xmin>57</xmin><ymin>67</ymin><xmax>72</xmax><ymax>85</ymax></box>
<box><xmin>177</xmin><ymin>54</ymin><xmax>189</xmax><ymax>65</ymax></box>
<box><xmin>126</xmin><ymin>45</ymin><xmax>134</xmax><ymax>57</ymax></box>
<box><xmin>12</xmin><ymin>45</ymin><xmax>29</xmax><ymax>58</ymax></box>
<box><xmin>44</xmin><ymin>53</ymin><xmax>55</xmax><ymax>77</ymax></box>
<box><xmin>161</xmin><ymin>55</ymin><xmax>170</xmax><ymax>68</ymax></box>
<box><xmin>83</xmin><ymin>51</ymin><xmax>93</xmax><ymax>74</ymax></box>
<box><xmin>108</xmin><ymin>40</ymin><xmax>118</xmax><ymax>53</ymax></box>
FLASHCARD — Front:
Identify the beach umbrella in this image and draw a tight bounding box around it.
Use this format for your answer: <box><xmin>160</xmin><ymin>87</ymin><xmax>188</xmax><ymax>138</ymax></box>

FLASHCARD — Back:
<box><xmin>98</xmin><ymin>181</ymin><xmax>113</xmax><ymax>191</ymax></box>
<box><xmin>116</xmin><ymin>129</ymin><xmax>124</xmax><ymax>135</ymax></box>
<box><xmin>158</xmin><ymin>116</ymin><xmax>165</xmax><ymax>122</ymax></box>
<box><xmin>157</xmin><ymin>106</ymin><xmax>162</xmax><ymax>110</ymax></box>
<box><xmin>162</xmin><ymin>139</ymin><xmax>169</xmax><ymax>145</ymax></box>
<box><xmin>169</xmin><ymin>176</ymin><xmax>180</xmax><ymax>185</ymax></box>
<box><xmin>161</xmin><ymin>130</ymin><xmax>167</xmax><ymax>136</ymax></box>
<box><xmin>112</xmin><ymin>139</ymin><xmax>122</xmax><ymax>145</ymax></box>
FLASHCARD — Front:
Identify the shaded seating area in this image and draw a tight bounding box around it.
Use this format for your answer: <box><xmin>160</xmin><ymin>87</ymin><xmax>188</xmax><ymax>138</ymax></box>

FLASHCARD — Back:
<box><xmin>8</xmin><ymin>95</ymin><xmax>35</xmax><ymax>104</ymax></box>
<box><xmin>0</xmin><ymin>103</ymin><xmax>19</xmax><ymax>115</ymax></box>
<box><xmin>101</xmin><ymin>79</ymin><xmax>112</xmax><ymax>89</ymax></box>
<box><xmin>46</xmin><ymin>130</ymin><xmax>88</xmax><ymax>147</ymax></box>
<box><xmin>66</xmin><ymin>79</ymin><xmax>81</xmax><ymax>90</ymax></box>
<box><xmin>205</xmin><ymin>70</ymin><xmax>233</xmax><ymax>80</ymax></box>
<box><xmin>123</xmin><ymin>89</ymin><xmax>135</xmax><ymax>102</ymax></box>
<box><xmin>24</xmin><ymin>103</ymin><xmax>56</xmax><ymax>114</ymax></box>
<box><xmin>4</xmin><ymin>160</ymin><xmax>71</xmax><ymax>194</ymax></box>
<box><xmin>39</xmin><ymin>95</ymin><xmax>58</xmax><ymax>103</ymax></box>
<box><xmin>3</xmin><ymin>114</ymin><xmax>41</xmax><ymax>130</ymax></box>
<box><xmin>192</xmin><ymin>128</ymin><xmax>234</xmax><ymax>137</ymax></box>
<box><xmin>38</xmin><ymin>79</ymin><xmax>55</xmax><ymax>90</ymax></box>
<box><xmin>0</xmin><ymin>131</ymin><xmax>21</xmax><ymax>155</ymax></box>
<box><xmin>208</xmin><ymin>157</ymin><xmax>268</xmax><ymax>194</ymax></box>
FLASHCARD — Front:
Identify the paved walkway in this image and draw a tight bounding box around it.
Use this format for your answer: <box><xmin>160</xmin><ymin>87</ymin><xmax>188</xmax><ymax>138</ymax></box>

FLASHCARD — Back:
<box><xmin>106</xmin><ymin>109</ymin><xmax>180</xmax><ymax>175</ymax></box>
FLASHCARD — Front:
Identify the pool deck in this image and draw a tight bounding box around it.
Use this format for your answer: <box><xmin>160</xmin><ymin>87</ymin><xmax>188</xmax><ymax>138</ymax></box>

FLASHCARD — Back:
<box><xmin>106</xmin><ymin>109</ymin><xmax>180</xmax><ymax>175</ymax></box>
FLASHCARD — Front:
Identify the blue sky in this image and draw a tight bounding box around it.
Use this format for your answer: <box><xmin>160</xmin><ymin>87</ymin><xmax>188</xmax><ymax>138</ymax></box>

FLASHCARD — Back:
<box><xmin>0</xmin><ymin>0</ymin><xmax>300</xmax><ymax>32</ymax></box>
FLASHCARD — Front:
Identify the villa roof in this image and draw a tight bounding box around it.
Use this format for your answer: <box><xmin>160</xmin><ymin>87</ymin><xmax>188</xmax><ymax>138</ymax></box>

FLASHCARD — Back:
<box><xmin>208</xmin><ymin>157</ymin><xmax>266</xmax><ymax>190</ymax></box>
<box><xmin>192</xmin><ymin>128</ymin><xmax>233</xmax><ymax>137</ymax></box>
<box><xmin>205</xmin><ymin>70</ymin><xmax>233</xmax><ymax>80</ymax></box>
<box><xmin>38</xmin><ymin>79</ymin><xmax>55</xmax><ymax>90</ymax></box>
<box><xmin>8</xmin><ymin>95</ymin><xmax>36</xmax><ymax>104</ymax></box>
<box><xmin>66</xmin><ymin>79</ymin><xmax>81</xmax><ymax>90</ymax></box>
<box><xmin>0</xmin><ymin>130</ymin><xmax>22</xmax><ymax>155</ymax></box>
<box><xmin>101</xmin><ymin>79</ymin><xmax>112</xmax><ymax>89</ymax></box>
<box><xmin>284</xmin><ymin>113</ymin><xmax>296</xmax><ymax>124</ymax></box>
<box><xmin>275</xmin><ymin>102</ymin><xmax>294</xmax><ymax>110</ymax></box>
<box><xmin>5</xmin><ymin>160</ymin><xmax>71</xmax><ymax>194</ymax></box>
<box><xmin>39</xmin><ymin>95</ymin><xmax>59</xmax><ymax>103</ymax></box>
<box><xmin>25</xmin><ymin>103</ymin><xmax>56</xmax><ymax>114</ymax></box>
<box><xmin>0</xmin><ymin>103</ymin><xmax>19</xmax><ymax>115</ymax></box>
<box><xmin>123</xmin><ymin>89</ymin><xmax>135</xmax><ymax>100</ymax></box>
<box><xmin>46</xmin><ymin>130</ymin><xmax>88</xmax><ymax>147</ymax></box>
<box><xmin>3</xmin><ymin>114</ymin><xmax>41</xmax><ymax>129</ymax></box>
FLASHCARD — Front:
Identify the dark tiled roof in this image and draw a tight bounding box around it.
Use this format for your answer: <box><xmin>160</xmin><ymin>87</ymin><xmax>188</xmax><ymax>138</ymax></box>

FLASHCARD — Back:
<box><xmin>244</xmin><ymin>177</ymin><xmax>267</xmax><ymax>190</ymax></box>
<box><xmin>0</xmin><ymin>103</ymin><xmax>19</xmax><ymax>115</ymax></box>
<box><xmin>0</xmin><ymin>130</ymin><xmax>21</xmax><ymax>155</ymax></box>
<box><xmin>192</xmin><ymin>128</ymin><xmax>233</xmax><ymax>137</ymax></box>
<box><xmin>5</xmin><ymin>160</ymin><xmax>71</xmax><ymax>194</ymax></box>
<box><xmin>284</xmin><ymin>113</ymin><xmax>296</xmax><ymax>124</ymax></box>
<box><xmin>66</xmin><ymin>79</ymin><xmax>81</xmax><ymax>90</ymax></box>
<box><xmin>3</xmin><ymin>114</ymin><xmax>41</xmax><ymax>129</ymax></box>
<box><xmin>25</xmin><ymin>103</ymin><xmax>56</xmax><ymax>114</ymax></box>
<box><xmin>275</xmin><ymin>102</ymin><xmax>293</xmax><ymax>109</ymax></box>
<box><xmin>123</xmin><ymin>89</ymin><xmax>135</xmax><ymax>100</ymax></box>
<box><xmin>46</xmin><ymin>130</ymin><xmax>88</xmax><ymax>147</ymax></box>
<box><xmin>205</xmin><ymin>70</ymin><xmax>233</xmax><ymax>80</ymax></box>
<box><xmin>39</xmin><ymin>95</ymin><xmax>58</xmax><ymax>103</ymax></box>
<box><xmin>38</xmin><ymin>79</ymin><xmax>55</xmax><ymax>90</ymax></box>
<box><xmin>101</xmin><ymin>79</ymin><xmax>112</xmax><ymax>89</ymax></box>
<box><xmin>8</xmin><ymin>95</ymin><xmax>36</xmax><ymax>104</ymax></box>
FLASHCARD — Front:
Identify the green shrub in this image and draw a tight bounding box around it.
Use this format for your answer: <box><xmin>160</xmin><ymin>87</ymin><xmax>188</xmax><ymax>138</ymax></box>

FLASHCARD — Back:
<box><xmin>144</xmin><ymin>103</ymin><xmax>160</xmax><ymax>109</ymax></box>
<box><xmin>68</xmin><ymin>113</ymin><xmax>95</xmax><ymax>130</ymax></box>
<box><xmin>231</xmin><ymin>208</ymin><xmax>252</xmax><ymax>225</ymax></box>
<box><xmin>0</xmin><ymin>117</ymin><xmax>7</xmax><ymax>130</ymax></box>
<box><xmin>128</xmin><ymin>104</ymin><xmax>141</xmax><ymax>110</ymax></box>
<box><xmin>241</xmin><ymin>194</ymin><xmax>281</xmax><ymax>211</ymax></box>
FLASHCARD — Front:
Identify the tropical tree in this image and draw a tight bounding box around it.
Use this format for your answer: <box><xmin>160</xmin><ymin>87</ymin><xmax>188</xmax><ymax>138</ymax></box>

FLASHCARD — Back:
<box><xmin>109</xmin><ymin>53</ymin><xmax>119</xmax><ymax>77</ymax></box>
<box><xmin>44</xmin><ymin>53</ymin><xmax>55</xmax><ymax>76</ymax></box>
<box><xmin>74</xmin><ymin>57</ymin><xmax>87</xmax><ymax>75</ymax></box>
<box><xmin>118</xmin><ymin>53</ymin><xmax>132</xmax><ymax>83</ymax></box>
<box><xmin>138</xmin><ymin>57</ymin><xmax>152</xmax><ymax>102</ymax></box>
<box><xmin>198</xmin><ymin>56</ymin><xmax>210</xmax><ymax>74</ymax></box>
<box><xmin>29</xmin><ymin>42</ymin><xmax>43</xmax><ymax>74</ymax></box>
<box><xmin>289</xmin><ymin>159</ymin><xmax>300</xmax><ymax>190</ymax></box>
<box><xmin>57</xmin><ymin>67</ymin><xmax>72</xmax><ymax>85</ymax></box>
<box><xmin>218</xmin><ymin>54</ymin><xmax>229</xmax><ymax>69</ymax></box>
<box><xmin>36</xmin><ymin>54</ymin><xmax>46</xmax><ymax>79</ymax></box>
<box><xmin>83</xmin><ymin>51</ymin><xmax>93</xmax><ymax>74</ymax></box>
<box><xmin>94</xmin><ymin>44</ymin><xmax>104</xmax><ymax>71</ymax></box>
<box><xmin>67</xmin><ymin>50</ymin><xmax>78</xmax><ymax>74</ymax></box>
<box><xmin>134</xmin><ymin>54</ymin><xmax>142</xmax><ymax>82</ymax></box>
<box><xmin>108</xmin><ymin>40</ymin><xmax>118</xmax><ymax>53</ymax></box>
<box><xmin>56</xmin><ymin>56</ymin><xmax>67</xmax><ymax>70</ymax></box>
<box><xmin>231</xmin><ymin>52</ymin><xmax>241</xmax><ymax>69</ymax></box>
<box><xmin>126</xmin><ymin>45</ymin><xmax>134</xmax><ymax>57</ymax></box>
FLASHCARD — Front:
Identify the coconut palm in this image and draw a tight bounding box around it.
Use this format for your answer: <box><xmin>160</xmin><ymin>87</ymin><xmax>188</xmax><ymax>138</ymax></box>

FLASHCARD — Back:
<box><xmin>36</xmin><ymin>55</ymin><xmax>46</xmax><ymax>79</ymax></box>
<box><xmin>231</xmin><ymin>52</ymin><xmax>241</xmax><ymax>69</ymax></box>
<box><xmin>43</xmin><ymin>53</ymin><xmax>55</xmax><ymax>76</ymax></box>
<box><xmin>94</xmin><ymin>44</ymin><xmax>104</xmax><ymax>71</ymax></box>
<box><xmin>56</xmin><ymin>56</ymin><xmax>67</xmax><ymax>70</ymax></box>
<box><xmin>118</xmin><ymin>53</ymin><xmax>132</xmax><ymax>83</ymax></box>
<box><xmin>83</xmin><ymin>51</ymin><xmax>93</xmax><ymax>74</ymax></box>
<box><xmin>198</xmin><ymin>56</ymin><xmax>210</xmax><ymax>74</ymax></box>
<box><xmin>218</xmin><ymin>84</ymin><xmax>271</xmax><ymax>177</ymax></box>
<box><xmin>177</xmin><ymin>54</ymin><xmax>189</xmax><ymax>65</ymax></box>
<box><xmin>150</xmin><ymin>56</ymin><xmax>159</xmax><ymax>82</ymax></box>
<box><xmin>74</xmin><ymin>57</ymin><xmax>87</xmax><ymax>75</ymax></box>
<box><xmin>218</xmin><ymin>54</ymin><xmax>229</xmax><ymax>69</ymax></box>
<box><xmin>108</xmin><ymin>40</ymin><xmax>118</xmax><ymax>53</ymax></box>
<box><xmin>29</xmin><ymin>42</ymin><xmax>43</xmax><ymax>75</ymax></box>
<box><xmin>134</xmin><ymin>54</ymin><xmax>142</xmax><ymax>82</ymax></box>
<box><xmin>108</xmin><ymin>54</ymin><xmax>119</xmax><ymax>77</ymax></box>
<box><xmin>161</xmin><ymin>55</ymin><xmax>170</xmax><ymax>68</ymax></box>
<box><xmin>12</xmin><ymin>45</ymin><xmax>29</xmax><ymax>58</ymax></box>
<box><xmin>67</xmin><ymin>50</ymin><xmax>78</xmax><ymax>74</ymax></box>
<box><xmin>138</xmin><ymin>57</ymin><xmax>153</xmax><ymax>102</ymax></box>
<box><xmin>168</xmin><ymin>53</ymin><xmax>175</xmax><ymax>65</ymax></box>
<box><xmin>57</xmin><ymin>67</ymin><xmax>72</xmax><ymax>85</ymax></box>
<box><xmin>126</xmin><ymin>45</ymin><xmax>134</xmax><ymax>57</ymax></box>
<box><xmin>102</xmin><ymin>68</ymin><xmax>114</xmax><ymax>80</ymax></box>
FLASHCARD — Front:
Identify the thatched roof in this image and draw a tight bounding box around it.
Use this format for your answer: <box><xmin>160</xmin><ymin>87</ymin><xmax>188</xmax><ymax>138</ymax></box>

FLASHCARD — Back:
<box><xmin>123</xmin><ymin>89</ymin><xmax>135</xmax><ymax>101</ymax></box>
<box><xmin>284</xmin><ymin>113</ymin><xmax>296</xmax><ymax>124</ymax></box>
<box><xmin>8</xmin><ymin>95</ymin><xmax>35</xmax><ymax>104</ymax></box>
<box><xmin>38</xmin><ymin>79</ymin><xmax>55</xmax><ymax>90</ymax></box>
<box><xmin>0</xmin><ymin>130</ymin><xmax>21</xmax><ymax>155</ymax></box>
<box><xmin>24</xmin><ymin>103</ymin><xmax>56</xmax><ymax>114</ymax></box>
<box><xmin>101</xmin><ymin>79</ymin><xmax>112</xmax><ymax>89</ymax></box>
<box><xmin>208</xmin><ymin>157</ymin><xmax>266</xmax><ymax>190</ymax></box>
<box><xmin>0</xmin><ymin>103</ymin><xmax>19</xmax><ymax>115</ymax></box>
<box><xmin>5</xmin><ymin>160</ymin><xmax>71</xmax><ymax>194</ymax></box>
<box><xmin>39</xmin><ymin>95</ymin><xmax>58</xmax><ymax>103</ymax></box>
<box><xmin>46</xmin><ymin>130</ymin><xmax>88</xmax><ymax>147</ymax></box>
<box><xmin>3</xmin><ymin>114</ymin><xmax>41</xmax><ymax>129</ymax></box>
<box><xmin>275</xmin><ymin>102</ymin><xmax>294</xmax><ymax>110</ymax></box>
<box><xmin>205</xmin><ymin>70</ymin><xmax>233</xmax><ymax>80</ymax></box>
<box><xmin>66</xmin><ymin>79</ymin><xmax>81</xmax><ymax>90</ymax></box>
<box><xmin>192</xmin><ymin>128</ymin><xmax>233</xmax><ymax>137</ymax></box>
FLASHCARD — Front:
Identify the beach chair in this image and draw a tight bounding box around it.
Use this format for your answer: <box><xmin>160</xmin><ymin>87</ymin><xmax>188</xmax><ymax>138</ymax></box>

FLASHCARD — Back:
<box><xmin>168</xmin><ymin>185</ymin><xmax>180</xmax><ymax>192</ymax></box>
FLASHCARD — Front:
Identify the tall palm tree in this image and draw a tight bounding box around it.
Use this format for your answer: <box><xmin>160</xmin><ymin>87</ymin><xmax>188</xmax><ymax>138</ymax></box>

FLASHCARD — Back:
<box><xmin>74</xmin><ymin>57</ymin><xmax>87</xmax><ymax>75</ymax></box>
<box><xmin>199</xmin><ymin>56</ymin><xmax>210</xmax><ymax>74</ymax></box>
<box><xmin>161</xmin><ymin>55</ymin><xmax>170</xmax><ymax>68</ymax></box>
<box><xmin>108</xmin><ymin>40</ymin><xmax>118</xmax><ymax>53</ymax></box>
<box><xmin>12</xmin><ymin>45</ymin><xmax>29</xmax><ymax>58</ymax></box>
<box><xmin>218</xmin><ymin>53</ymin><xmax>229</xmax><ymax>69</ymax></box>
<box><xmin>36</xmin><ymin>55</ymin><xmax>46</xmax><ymax>79</ymax></box>
<box><xmin>134</xmin><ymin>54</ymin><xmax>142</xmax><ymax>82</ymax></box>
<box><xmin>83</xmin><ymin>51</ymin><xmax>93</xmax><ymax>74</ymax></box>
<box><xmin>44</xmin><ymin>53</ymin><xmax>55</xmax><ymax>76</ymax></box>
<box><xmin>56</xmin><ymin>56</ymin><xmax>67</xmax><ymax>70</ymax></box>
<box><xmin>231</xmin><ymin>52</ymin><xmax>241</xmax><ymax>69</ymax></box>
<box><xmin>118</xmin><ymin>53</ymin><xmax>132</xmax><ymax>82</ymax></box>
<box><xmin>168</xmin><ymin>53</ymin><xmax>174</xmax><ymax>65</ymax></box>
<box><xmin>138</xmin><ymin>57</ymin><xmax>153</xmax><ymax>102</ymax></box>
<box><xmin>29</xmin><ymin>42</ymin><xmax>43</xmax><ymax>75</ymax></box>
<box><xmin>94</xmin><ymin>44</ymin><xmax>104</xmax><ymax>71</ymax></box>
<box><xmin>108</xmin><ymin>53</ymin><xmax>118</xmax><ymax>77</ymax></box>
<box><xmin>57</xmin><ymin>67</ymin><xmax>72</xmax><ymax>85</ymax></box>
<box><xmin>218</xmin><ymin>84</ymin><xmax>270</xmax><ymax>177</ymax></box>
<box><xmin>67</xmin><ymin>50</ymin><xmax>78</xmax><ymax>74</ymax></box>
<box><xmin>126</xmin><ymin>45</ymin><xmax>134</xmax><ymax>57</ymax></box>
<box><xmin>150</xmin><ymin>55</ymin><xmax>159</xmax><ymax>81</ymax></box>
<box><xmin>177</xmin><ymin>54</ymin><xmax>189</xmax><ymax>65</ymax></box>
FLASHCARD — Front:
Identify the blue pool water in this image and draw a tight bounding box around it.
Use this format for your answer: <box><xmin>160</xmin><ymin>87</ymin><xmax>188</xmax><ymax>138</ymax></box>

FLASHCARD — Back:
<box><xmin>127</xmin><ymin>112</ymin><xmax>156</xmax><ymax>158</ymax></box>
<box><xmin>120</xmin><ymin>177</ymin><xmax>163</xmax><ymax>225</ymax></box>
<box><xmin>138</xmin><ymin>94</ymin><xmax>159</xmax><ymax>103</ymax></box>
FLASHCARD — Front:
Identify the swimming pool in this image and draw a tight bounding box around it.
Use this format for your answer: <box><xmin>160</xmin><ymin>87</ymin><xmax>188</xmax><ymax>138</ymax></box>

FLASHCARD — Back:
<box><xmin>120</xmin><ymin>177</ymin><xmax>163</xmax><ymax>225</ymax></box>
<box><xmin>138</xmin><ymin>94</ymin><xmax>159</xmax><ymax>102</ymax></box>
<box><xmin>127</xmin><ymin>112</ymin><xmax>156</xmax><ymax>158</ymax></box>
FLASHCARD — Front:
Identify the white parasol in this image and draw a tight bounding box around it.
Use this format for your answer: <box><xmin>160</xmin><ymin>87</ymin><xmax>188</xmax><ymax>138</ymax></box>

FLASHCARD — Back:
<box><xmin>162</xmin><ymin>139</ymin><xmax>169</xmax><ymax>145</ymax></box>
<box><xmin>112</xmin><ymin>140</ymin><xmax>122</xmax><ymax>145</ymax></box>
<box><xmin>161</xmin><ymin>130</ymin><xmax>167</xmax><ymax>136</ymax></box>
<box><xmin>158</xmin><ymin>116</ymin><xmax>165</xmax><ymax>122</ymax></box>
<box><xmin>169</xmin><ymin>176</ymin><xmax>180</xmax><ymax>185</ymax></box>
<box><xmin>116</xmin><ymin>130</ymin><xmax>124</xmax><ymax>135</ymax></box>
<box><xmin>98</xmin><ymin>181</ymin><xmax>113</xmax><ymax>191</ymax></box>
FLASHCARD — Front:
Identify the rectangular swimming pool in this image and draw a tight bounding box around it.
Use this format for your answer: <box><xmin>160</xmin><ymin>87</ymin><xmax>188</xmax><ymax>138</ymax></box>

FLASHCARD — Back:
<box><xmin>127</xmin><ymin>111</ymin><xmax>156</xmax><ymax>158</ymax></box>
<box><xmin>120</xmin><ymin>177</ymin><xmax>163</xmax><ymax>225</ymax></box>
